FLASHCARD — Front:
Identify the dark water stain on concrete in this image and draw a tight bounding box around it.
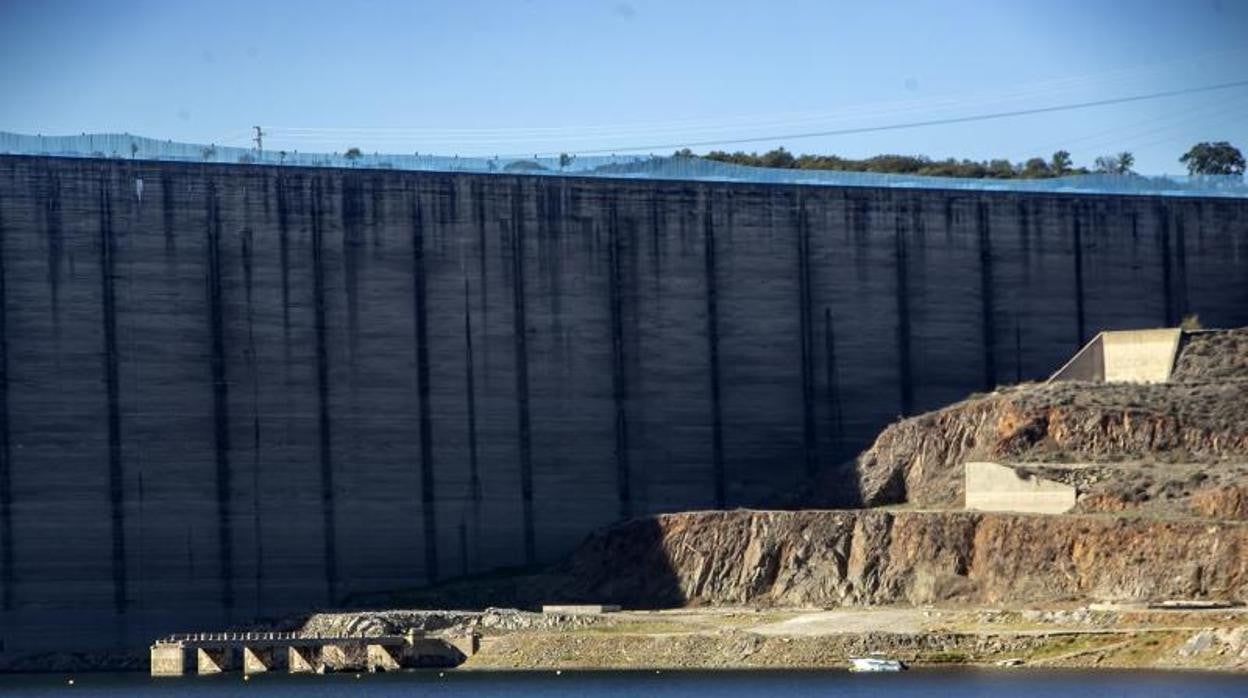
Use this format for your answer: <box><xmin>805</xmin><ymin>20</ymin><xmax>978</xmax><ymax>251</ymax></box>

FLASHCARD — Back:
<box><xmin>309</xmin><ymin>177</ymin><xmax>339</xmax><ymax>604</ymax></box>
<box><xmin>205</xmin><ymin>181</ymin><xmax>235</xmax><ymax>616</ymax></box>
<box><xmin>510</xmin><ymin>179</ymin><xmax>536</xmax><ymax>565</ymax></box>
<box><xmin>98</xmin><ymin>172</ymin><xmax>128</xmax><ymax>614</ymax></box>
<box><xmin>0</xmin><ymin>190</ymin><xmax>12</xmax><ymax>611</ymax></box>
<box><xmin>607</xmin><ymin>190</ymin><xmax>632</xmax><ymax>520</ymax></box>
<box><xmin>703</xmin><ymin>192</ymin><xmax>726</xmax><ymax>508</ymax></box>
<box><xmin>411</xmin><ymin>189</ymin><xmax>439</xmax><ymax>584</ymax></box>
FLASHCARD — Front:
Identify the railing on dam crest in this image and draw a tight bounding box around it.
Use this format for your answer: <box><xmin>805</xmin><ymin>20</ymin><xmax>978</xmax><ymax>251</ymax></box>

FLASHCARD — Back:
<box><xmin>3</xmin><ymin>131</ymin><xmax>1246</xmax><ymax>198</ymax></box>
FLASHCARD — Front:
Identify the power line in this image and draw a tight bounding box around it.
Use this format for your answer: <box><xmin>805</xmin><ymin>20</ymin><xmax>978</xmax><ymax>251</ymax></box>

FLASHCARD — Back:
<box><xmin>1027</xmin><ymin>91</ymin><xmax>1248</xmax><ymax>156</ymax></box>
<box><xmin>266</xmin><ymin>49</ymin><xmax>1248</xmax><ymax>143</ymax></box>
<box><xmin>554</xmin><ymin>78</ymin><xmax>1248</xmax><ymax>157</ymax></box>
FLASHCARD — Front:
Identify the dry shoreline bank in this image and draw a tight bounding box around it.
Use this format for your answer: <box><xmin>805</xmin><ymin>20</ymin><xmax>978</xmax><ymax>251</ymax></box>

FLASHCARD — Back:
<box><xmin>4</xmin><ymin>605</ymin><xmax>1246</xmax><ymax>674</ymax></box>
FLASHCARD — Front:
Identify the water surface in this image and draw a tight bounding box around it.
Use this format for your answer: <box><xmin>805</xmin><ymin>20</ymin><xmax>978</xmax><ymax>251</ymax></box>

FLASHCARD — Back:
<box><xmin>1</xmin><ymin>669</ymin><xmax>1245</xmax><ymax>697</ymax></box>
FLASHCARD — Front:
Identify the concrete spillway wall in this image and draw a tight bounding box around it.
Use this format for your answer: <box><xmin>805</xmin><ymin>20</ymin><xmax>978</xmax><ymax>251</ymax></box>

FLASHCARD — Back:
<box><xmin>0</xmin><ymin>155</ymin><xmax>1247</xmax><ymax>654</ymax></box>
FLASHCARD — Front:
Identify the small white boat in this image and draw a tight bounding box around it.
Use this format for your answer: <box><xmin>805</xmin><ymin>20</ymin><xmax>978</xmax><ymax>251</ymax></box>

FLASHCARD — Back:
<box><xmin>849</xmin><ymin>657</ymin><xmax>906</xmax><ymax>672</ymax></box>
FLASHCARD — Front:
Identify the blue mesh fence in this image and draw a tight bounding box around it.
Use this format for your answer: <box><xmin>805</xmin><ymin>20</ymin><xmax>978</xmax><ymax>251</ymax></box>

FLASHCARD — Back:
<box><xmin>3</xmin><ymin>131</ymin><xmax>1245</xmax><ymax>198</ymax></box>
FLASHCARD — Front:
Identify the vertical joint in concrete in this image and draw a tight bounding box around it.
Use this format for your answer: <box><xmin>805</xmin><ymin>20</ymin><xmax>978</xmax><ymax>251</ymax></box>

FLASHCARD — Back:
<box><xmin>205</xmin><ymin>181</ymin><xmax>235</xmax><ymax>615</ymax></box>
<box><xmin>412</xmin><ymin>193</ymin><xmax>439</xmax><ymax>583</ymax></box>
<box><xmin>98</xmin><ymin>174</ymin><xmax>128</xmax><ymax>614</ymax></box>
<box><xmin>510</xmin><ymin>180</ymin><xmax>536</xmax><ymax>564</ymax></box>
<box><xmin>0</xmin><ymin>193</ymin><xmax>12</xmax><ymax>612</ymax></box>
<box><xmin>796</xmin><ymin>194</ymin><xmax>817</xmax><ymax>479</ymax></box>
<box><xmin>893</xmin><ymin>208</ymin><xmax>913</xmax><ymax>416</ymax></box>
<box><xmin>607</xmin><ymin>191</ymin><xmax>632</xmax><ymax>520</ymax></box>
<box><xmin>823</xmin><ymin>308</ymin><xmax>842</xmax><ymax>466</ymax></box>
<box><xmin>977</xmin><ymin>201</ymin><xmax>997</xmax><ymax>390</ymax></box>
<box><xmin>1072</xmin><ymin>202</ymin><xmax>1086</xmax><ymax>348</ymax></box>
<box><xmin>310</xmin><ymin>177</ymin><xmax>338</xmax><ymax>604</ymax></box>
<box><xmin>703</xmin><ymin>191</ymin><xmax>726</xmax><ymax>508</ymax></box>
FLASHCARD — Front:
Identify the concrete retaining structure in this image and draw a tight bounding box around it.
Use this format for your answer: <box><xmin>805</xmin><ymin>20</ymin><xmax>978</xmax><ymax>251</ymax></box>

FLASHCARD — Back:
<box><xmin>1049</xmin><ymin>328</ymin><xmax>1183</xmax><ymax>383</ymax></box>
<box><xmin>1</xmin><ymin>156</ymin><xmax>1247</xmax><ymax>655</ymax></box>
<box><xmin>1101</xmin><ymin>328</ymin><xmax>1182</xmax><ymax>382</ymax></box>
<box><xmin>541</xmin><ymin>604</ymin><xmax>621</xmax><ymax>614</ymax></box>
<box><xmin>964</xmin><ymin>462</ymin><xmax>1076</xmax><ymax>514</ymax></box>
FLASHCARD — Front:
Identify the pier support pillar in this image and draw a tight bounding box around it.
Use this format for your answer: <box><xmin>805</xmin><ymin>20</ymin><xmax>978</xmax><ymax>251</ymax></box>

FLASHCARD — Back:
<box><xmin>287</xmin><ymin>645</ymin><xmax>320</xmax><ymax>674</ymax></box>
<box><xmin>320</xmin><ymin>644</ymin><xmax>354</xmax><ymax>671</ymax></box>
<box><xmin>196</xmin><ymin>647</ymin><xmax>236</xmax><ymax>675</ymax></box>
<box><xmin>150</xmin><ymin>644</ymin><xmax>188</xmax><ymax>676</ymax></box>
<box><xmin>243</xmin><ymin>646</ymin><xmax>282</xmax><ymax>674</ymax></box>
<box><xmin>446</xmin><ymin>633</ymin><xmax>479</xmax><ymax>658</ymax></box>
<box><xmin>367</xmin><ymin>644</ymin><xmax>401</xmax><ymax>672</ymax></box>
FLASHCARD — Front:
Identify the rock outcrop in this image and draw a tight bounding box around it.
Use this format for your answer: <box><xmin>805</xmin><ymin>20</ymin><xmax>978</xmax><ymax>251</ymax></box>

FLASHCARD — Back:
<box><xmin>1172</xmin><ymin>328</ymin><xmax>1248</xmax><ymax>382</ymax></box>
<box><xmin>565</xmin><ymin>510</ymin><xmax>1248</xmax><ymax>608</ymax></box>
<box><xmin>1192</xmin><ymin>485</ymin><xmax>1248</xmax><ymax>520</ymax></box>
<box><xmin>845</xmin><ymin>328</ymin><xmax>1248</xmax><ymax>510</ymax></box>
<box><xmin>849</xmin><ymin>380</ymin><xmax>1248</xmax><ymax>508</ymax></box>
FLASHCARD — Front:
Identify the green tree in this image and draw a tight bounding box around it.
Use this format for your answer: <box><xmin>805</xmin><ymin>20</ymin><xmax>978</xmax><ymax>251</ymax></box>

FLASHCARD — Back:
<box><xmin>759</xmin><ymin>147</ymin><xmax>797</xmax><ymax>169</ymax></box>
<box><xmin>559</xmin><ymin>152</ymin><xmax>575</xmax><ymax>169</ymax></box>
<box><xmin>1094</xmin><ymin>152</ymin><xmax>1134</xmax><ymax>175</ymax></box>
<box><xmin>1116</xmin><ymin>151</ymin><xmax>1135</xmax><ymax>174</ymax></box>
<box><xmin>1179</xmin><ymin>141</ymin><xmax>1245</xmax><ymax>176</ymax></box>
<box><xmin>986</xmin><ymin>159</ymin><xmax>1016</xmax><ymax>178</ymax></box>
<box><xmin>1050</xmin><ymin>150</ymin><xmax>1073</xmax><ymax>176</ymax></box>
<box><xmin>344</xmin><ymin>147</ymin><xmax>363</xmax><ymax>164</ymax></box>
<box><xmin>1020</xmin><ymin>157</ymin><xmax>1052</xmax><ymax>179</ymax></box>
<box><xmin>698</xmin><ymin>146</ymin><xmax>1089</xmax><ymax>179</ymax></box>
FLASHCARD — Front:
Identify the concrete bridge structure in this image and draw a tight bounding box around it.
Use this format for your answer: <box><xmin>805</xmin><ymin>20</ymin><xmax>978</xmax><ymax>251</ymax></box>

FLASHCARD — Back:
<box><xmin>149</xmin><ymin>629</ymin><xmax>475</xmax><ymax>676</ymax></box>
<box><xmin>0</xmin><ymin>155</ymin><xmax>1246</xmax><ymax>656</ymax></box>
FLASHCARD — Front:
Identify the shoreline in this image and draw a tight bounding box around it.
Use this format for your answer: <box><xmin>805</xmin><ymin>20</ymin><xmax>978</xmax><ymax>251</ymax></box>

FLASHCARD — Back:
<box><xmin>0</xmin><ymin>662</ymin><xmax>1244</xmax><ymax>677</ymax></box>
<box><xmin>5</xmin><ymin>605</ymin><xmax>1244</xmax><ymax>675</ymax></box>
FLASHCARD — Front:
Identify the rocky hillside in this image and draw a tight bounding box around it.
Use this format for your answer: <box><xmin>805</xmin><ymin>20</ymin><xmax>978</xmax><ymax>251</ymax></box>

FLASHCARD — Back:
<box><xmin>1172</xmin><ymin>328</ymin><xmax>1248</xmax><ymax>382</ymax></box>
<box><xmin>563</xmin><ymin>510</ymin><xmax>1248</xmax><ymax>608</ymax></box>
<box><xmin>846</xmin><ymin>328</ymin><xmax>1248</xmax><ymax>510</ymax></box>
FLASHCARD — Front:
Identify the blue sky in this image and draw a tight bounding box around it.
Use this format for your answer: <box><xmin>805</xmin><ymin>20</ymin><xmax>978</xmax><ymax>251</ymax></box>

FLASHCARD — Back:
<box><xmin>1</xmin><ymin>0</ymin><xmax>1246</xmax><ymax>173</ymax></box>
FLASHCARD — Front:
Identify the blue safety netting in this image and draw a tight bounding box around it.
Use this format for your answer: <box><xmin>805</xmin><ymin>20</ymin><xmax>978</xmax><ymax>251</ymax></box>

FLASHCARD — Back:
<box><xmin>3</xmin><ymin>131</ymin><xmax>1245</xmax><ymax>198</ymax></box>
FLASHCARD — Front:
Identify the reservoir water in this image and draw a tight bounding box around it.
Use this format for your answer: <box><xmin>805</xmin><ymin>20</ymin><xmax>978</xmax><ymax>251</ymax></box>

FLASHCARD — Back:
<box><xmin>0</xmin><ymin>669</ymin><xmax>1244</xmax><ymax>697</ymax></box>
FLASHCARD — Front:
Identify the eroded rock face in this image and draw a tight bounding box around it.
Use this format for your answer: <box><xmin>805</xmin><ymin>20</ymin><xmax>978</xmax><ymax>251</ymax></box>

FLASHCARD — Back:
<box><xmin>850</xmin><ymin>381</ymin><xmax>1248</xmax><ymax>508</ymax></box>
<box><xmin>1172</xmin><ymin>329</ymin><xmax>1248</xmax><ymax>383</ymax></box>
<box><xmin>566</xmin><ymin>510</ymin><xmax>1248</xmax><ymax>608</ymax></box>
<box><xmin>1192</xmin><ymin>485</ymin><xmax>1248</xmax><ymax>520</ymax></box>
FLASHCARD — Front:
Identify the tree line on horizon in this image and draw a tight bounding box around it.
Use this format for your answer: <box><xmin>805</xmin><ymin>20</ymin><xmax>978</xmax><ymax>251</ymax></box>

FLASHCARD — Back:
<box><xmin>670</xmin><ymin>141</ymin><xmax>1245</xmax><ymax>179</ymax></box>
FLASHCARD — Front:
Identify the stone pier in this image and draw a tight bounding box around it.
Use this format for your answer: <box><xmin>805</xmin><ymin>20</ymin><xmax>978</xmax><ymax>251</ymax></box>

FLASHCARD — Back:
<box><xmin>287</xmin><ymin>645</ymin><xmax>321</xmax><ymax>674</ymax></box>
<box><xmin>242</xmin><ymin>645</ymin><xmax>285</xmax><ymax>674</ymax></box>
<box><xmin>196</xmin><ymin>647</ymin><xmax>236</xmax><ymax>675</ymax></box>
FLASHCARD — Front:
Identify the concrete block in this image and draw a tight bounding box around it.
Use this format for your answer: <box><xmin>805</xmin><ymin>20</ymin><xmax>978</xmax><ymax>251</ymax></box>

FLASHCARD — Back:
<box><xmin>367</xmin><ymin>644</ymin><xmax>401</xmax><ymax>672</ymax></box>
<box><xmin>243</xmin><ymin>646</ymin><xmax>283</xmax><ymax>674</ymax></box>
<box><xmin>287</xmin><ymin>646</ymin><xmax>320</xmax><ymax>674</ymax></box>
<box><xmin>1049</xmin><ymin>334</ymin><xmax>1105</xmax><ymax>382</ymax></box>
<box><xmin>1050</xmin><ymin>328</ymin><xmax>1181</xmax><ymax>384</ymax></box>
<box><xmin>196</xmin><ymin>647</ymin><xmax>235</xmax><ymax>675</ymax></box>
<box><xmin>541</xmin><ymin>604</ymin><xmax>621</xmax><ymax>614</ymax></box>
<box><xmin>964</xmin><ymin>461</ymin><xmax>1076</xmax><ymax>514</ymax></box>
<box><xmin>149</xmin><ymin>644</ymin><xmax>187</xmax><ymax>676</ymax></box>
<box><xmin>1101</xmin><ymin>329</ymin><xmax>1181</xmax><ymax>383</ymax></box>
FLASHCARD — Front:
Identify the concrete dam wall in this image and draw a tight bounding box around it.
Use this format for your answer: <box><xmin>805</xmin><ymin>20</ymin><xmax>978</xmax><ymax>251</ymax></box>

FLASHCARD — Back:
<box><xmin>0</xmin><ymin>155</ymin><xmax>1246</xmax><ymax>653</ymax></box>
